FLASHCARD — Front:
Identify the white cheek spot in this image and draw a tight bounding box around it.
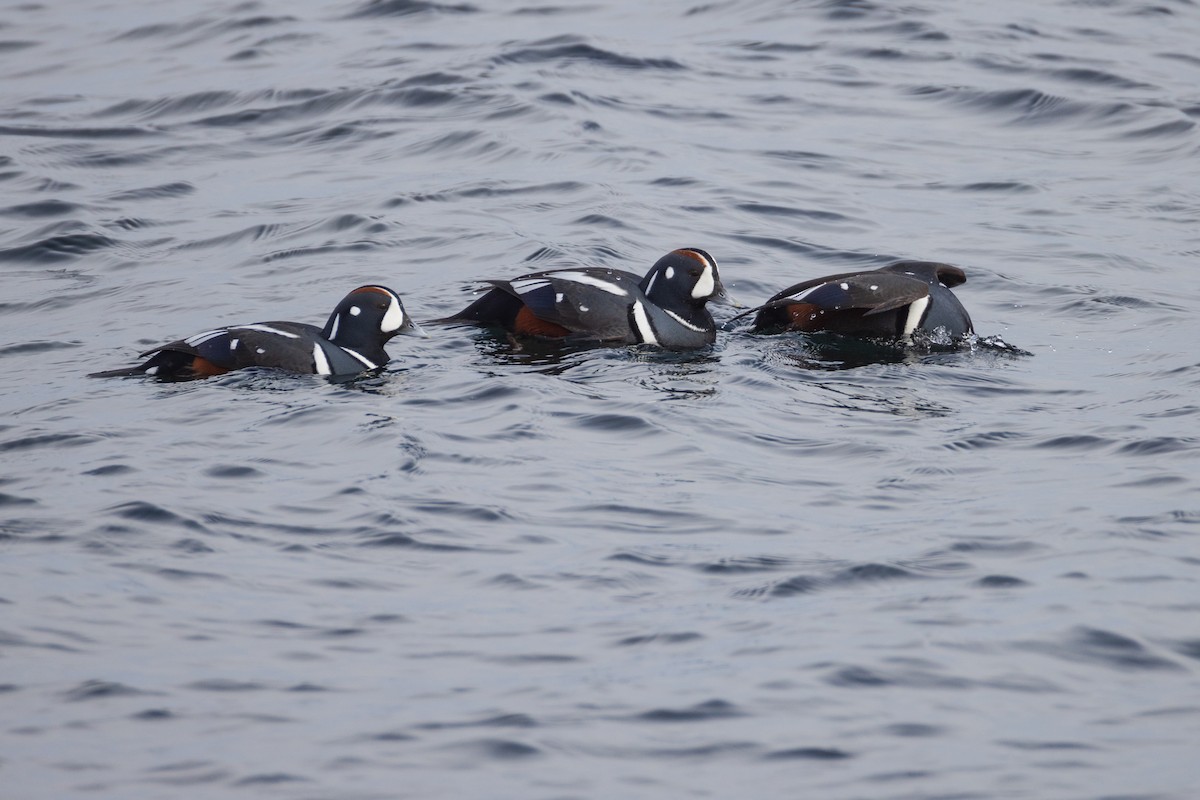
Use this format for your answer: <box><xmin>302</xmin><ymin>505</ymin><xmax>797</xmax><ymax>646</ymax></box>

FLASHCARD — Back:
<box><xmin>349</xmin><ymin>306</ymin><xmax>361</xmax><ymax>316</ymax></box>
<box><xmin>579</xmin><ymin>305</ymin><xmax>589</xmax><ymax>312</ymax></box>
<box><xmin>840</xmin><ymin>282</ymin><xmax>850</xmax><ymax>290</ymax></box>
<box><xmin>380</xmin><ymin>297</ymin><xmax>404</xmax><ymax>333</ymax></box>
<box><xmin>555</xmin><ymin>292</ymin><xmax>564</xmax><ymax>303</ymax></box>
<box><xmin>229</xmin><ymin>338</ymin><xmax>239</xmax><ymax>350</ymax></box>
<box><xmin>256</xmin><ymin>347</ymin><xmax>266</xmax><ymax>354</ymax></box>
<box><xmin>869</xmin><ymin>285</ymin><xmax>879</xmax><ymax>291</ymax></box>
<box><xmin>665</xmin><ymin>266</ymin><xmax>675</xmax><ymax>280</ymax></box>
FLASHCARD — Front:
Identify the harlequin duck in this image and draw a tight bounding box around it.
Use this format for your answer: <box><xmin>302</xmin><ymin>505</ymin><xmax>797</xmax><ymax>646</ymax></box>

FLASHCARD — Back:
<box><xmin>444</xmin><ymin>248</ymin><xmax>731</xmax><ymax>349</ymax></box>
<box><xmin>90</xmin><ymin>285</ymin><xmax>427</xmax><ymax>381</ymax></box>
<box><xmin>735</xmin><ymin>261</ymin><xmax>973</xmax><ymax>339</ymax></box>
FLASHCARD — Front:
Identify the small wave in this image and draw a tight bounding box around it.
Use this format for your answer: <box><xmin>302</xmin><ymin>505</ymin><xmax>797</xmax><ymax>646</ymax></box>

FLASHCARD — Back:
<box><xmin>975</xmin><ymin>575</ymin><xmax>1029</xmax><ymax>588</ymax></box>
<box><xmin>496</xmin><ymin>38</ymin><xmax>685</xmax><ymax>71</ymax></box>
<box><xmin>345</xmin><ymin>0</ymin><xmax>477</xmax><ymax>18</ymax></box>
<box><xmin>0</xmin><ymin>340</ymin><xmax>80</xmax><ymax>357</ymax></box>
<box><xmin>64</xmin><ymin>680</ymin><xmax>156</xmax><ymax>701</ymax></box>
<box><xmin>1116</xmin><ymin>437</ymin><xmax>1196</xmax><ymax>456</ymax></box>
<box><xmin>1020</xmin><ymin>626</ymin><xmax>1184</xmax><ymax>672</ymax></box>
<box><xmin>908</xmin><ymin>85</ymin><xmax>1134</xmax><ymax>127</ymax></box>
<box><xmin>615</xmin><ymin>632</ymin><xmax>703</xmax><ymax>646</ymax></box>
<box><xmin>233</xmin><ymin>774</ymin><xmax>308</xmax><ymax>787</ymax></box>
<box><xmin>1120</xmin><ymin>119</ymin><xmax>1195</xmax><ymax>139</ymax></box>
<box><xmin>106</xmin><ymin>181</ymin><xmax>195</xmax><ymax>202</ymax></box>
<box><xmin>0</xmin><ymin>431</ymin><xmax>97</xmax><ymax>452</ymax></box>
<box><xmin>0</xmin><ymin>199</ymin><xmax>85</xmax><ymax>218</ymax></box>
<box><xmin>735</xmin><ymin>202</ymin><xmax>856</xmax><ymax>223</ymax></box>
<box><xmin>636</xmin><ymin>699</ymin><xmax>743</xmax><ymax>722</ymax></box>
<box><xmin>1047</xmin><ymin>67</ymin><xmax>1153</xmax><ymax>90</ymax></box>
<box><xmin>443</xmin><ymin>738</ymin><xmax>541</xmax><ymax>760</ymax></box>
<box><xmin>0</xmin><ymin>124</ymin><xmax>160</xmax><ymax>139</ymax></box>
<box><xmin>943</xmin><ymin>430</ymin><xmax>1026</xmax><ymax>451</ymax></box>
<box><xmin>763</xmin><ymin>746</ymin><xmax>853</xmax><ymax>760</ymax></box>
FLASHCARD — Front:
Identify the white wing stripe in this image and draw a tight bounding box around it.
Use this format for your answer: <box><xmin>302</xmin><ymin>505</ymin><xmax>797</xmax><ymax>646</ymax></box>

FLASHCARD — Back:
<box><xmin>184</xmin><ymin>329</ymin><xmax>227</xmax><ymax>347</ymax></box>
<box><xmin>550</xmin><ymin>271</ymin><xmax>628</xmax><ymax>296</ymax></box>
<box><xmin>235</xmin><ymin>324</ymin><xmax>301</xmax><ymax>339</ymax></box>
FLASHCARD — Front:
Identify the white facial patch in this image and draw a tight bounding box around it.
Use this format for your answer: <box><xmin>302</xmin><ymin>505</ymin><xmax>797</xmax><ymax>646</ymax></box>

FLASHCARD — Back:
<box><xmin>631</xmin><ymin>301</ymin><xmax>658</xmax><ymax>345</ymax></box>
<box><xmin>552</xmin><ymin>271</ymin><xmax>628</xmax><ymax>296</ymax></box>
<box><xmin>380</xmin><ymin>295</ymin><xmax>404</xmax><ymax>333</ymax></box>
<box><xmin>229</xmin><ymin>338</ymin><xmax>239</xmax><ymax>350</ymax></box>
<box><xmin>690</xmin><ymin>262</ymin><xmax>715</xmax><ymax>300</ymax></box>
<box><xmin>903</xmin><ymin>296</ymin><xmax>930</xmax><ymax>337</ymax></box>
<box><xmin>312</xmin><ymin>343</ymin><xmax>332</xmax><ymax>375</ymax></box>
<box><xmin>665</xmin><ymin>266</ymin><xmax>675</xmax><ymax>280</ymax></box>
<box><xmin>235</xmin><ymin>324</ymin><xmax>300</xmax><ymax>339</ymax></box>
<box><xmin>349</xmin><ymin>306</ymin><xmax>362</xmax><ymax>316</ymax></box>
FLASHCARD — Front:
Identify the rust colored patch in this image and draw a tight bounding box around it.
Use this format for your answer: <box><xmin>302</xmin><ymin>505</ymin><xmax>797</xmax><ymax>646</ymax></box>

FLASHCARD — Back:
<box><xmin>786</xmin><ymin>303</ymin><xmax>827</xmax><ymax>331</ymax></box>
<box><xmin>351</xmin><ymin>286</ymin><xmax>393</xmax><ymax>297</ymax></box>
<box><xmin>513</xmin><ymin>305</ymin><xmax>571</xmax><ymax>337</ymax></box>
<box><xmin>189</xmin><ymin>356</ymin><xmax>231</xmax><ymax>377</ymax></box>
<box><xmin>673</xmin><ymin>248</ymin><xmax>710</xmax><ymax>267</ymax></box>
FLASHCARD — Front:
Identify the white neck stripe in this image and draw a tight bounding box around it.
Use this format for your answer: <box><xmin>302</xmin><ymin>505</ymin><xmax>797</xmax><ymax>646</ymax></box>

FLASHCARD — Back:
<box><xmin>339</xmin><ymin>347</ymin><xmax>378</xmax><ymax>369</ymax></box>
<box><xmin>663</xmin><ymin>308</ymin><xmax>705</xmax><ymax>332</ymax></box>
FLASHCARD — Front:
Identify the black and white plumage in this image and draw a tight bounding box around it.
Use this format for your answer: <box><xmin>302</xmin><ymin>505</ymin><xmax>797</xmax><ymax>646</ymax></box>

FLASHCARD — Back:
<box><xmin>90</xmin><ymin>285</ymin><xmax>427</xmax><ymax>381</ymax></box>
<box><xmin>735</xmin><ymin>261</ymin><xmax>974</xmax><ymax>340</ymax></box>
<box><xmin>445</xmin><ymin>248</ymin><xmax>731</xmax><ymax>349</ymax></box>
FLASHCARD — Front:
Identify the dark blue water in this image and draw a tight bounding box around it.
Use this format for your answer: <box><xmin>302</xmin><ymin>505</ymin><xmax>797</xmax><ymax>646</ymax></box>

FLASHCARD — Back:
<box><xmin>3</xmin><ymin>1</ymin><xmax>1200</xmax><ymax>797</ymax></box>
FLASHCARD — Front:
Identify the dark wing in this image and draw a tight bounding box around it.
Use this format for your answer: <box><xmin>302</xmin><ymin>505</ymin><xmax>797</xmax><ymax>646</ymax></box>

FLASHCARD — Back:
<box><xmin>734</xmin><ymin>271</ymin><xmax>930</xmax><ymax>323</ymax></box>
<box><xmin>143</xmin><ymin>322</ymin><xmax>325</xmax><ymax>373</ymax></box>
<box><xmin>498</xmin><ymin>268</ymin><xmax>643</xmax><ymax>340</ymax></box>
<box><xmin>880</xmin><ymin>261</ymin><xmax>966</xmax><ymax>288</ymax></box>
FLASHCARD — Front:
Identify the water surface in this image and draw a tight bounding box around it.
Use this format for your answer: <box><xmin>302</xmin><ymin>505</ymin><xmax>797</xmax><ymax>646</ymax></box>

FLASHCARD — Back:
<box><xmin>3</xmin><ymin>0</ymin><xmax>1200</xmax><ymax>797</ymax></box>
